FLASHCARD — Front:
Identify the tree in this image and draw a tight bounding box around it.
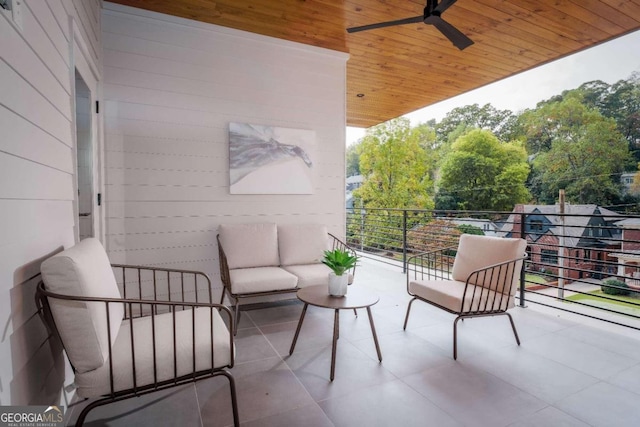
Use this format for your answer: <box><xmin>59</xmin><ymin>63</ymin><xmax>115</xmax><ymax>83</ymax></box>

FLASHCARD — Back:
<box><xmin>436</xmin><ymin>129</ymin><xmax>530</xmax><ymax>211</ymax></box>
<box><xmin>352</xmin><ymin>118</ymin><xmax>435</xmax><ymax>251</ymax></box>
<box><xmin>354</xmin><ymin>117</ymin><xmax>434</xmax><ymax>209</ymax></box>
<box><xmin>522</xmin><ymin>95</ymin><xmax>631</xmax><ymax>204</ymax></box>
<box><xmin>435</xmin><ymin>103</ymin><xmax>517</xmax><ymax>144</ymax></box>
<box><xmin>346</xmin><ymin>141</ymin><xmax>361</xmax><ymax>177</ymax></box>
<box><xmin>579</xmin><ymin>74</ymin><xmax>640</xmax><ymax>143</ymax></box>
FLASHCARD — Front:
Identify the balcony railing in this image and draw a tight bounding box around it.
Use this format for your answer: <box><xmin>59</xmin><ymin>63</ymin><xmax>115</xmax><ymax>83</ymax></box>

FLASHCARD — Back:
<box><xmin>346</xmin><ymin>207</ymin><xmax>640</xmax><ymax>331</ymax></box>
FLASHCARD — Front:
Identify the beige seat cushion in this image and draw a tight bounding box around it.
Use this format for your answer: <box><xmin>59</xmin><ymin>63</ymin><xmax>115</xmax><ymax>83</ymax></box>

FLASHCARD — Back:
<box><xmin>229</xmin><ymin>267</ymin><xmax>298</xmax><ymax>294</ymax></box>
<box><xmin>409</xmin><ymin>279</ymin><xmax>513</xmax><ymax>313</ymax></box>
<box><xmin>278</xmin><ymin>224</ymin><xmax>330</xmax><ymax>266</ymax></box>
<box><xmin>219</xmin><ymin>223</ymin><xmax>280</xmax><ymax>269</ymax></box>
<box><xmin>283</xmin><ymin>264</ymin><xmax>354</xmax><ymax>288</ymax></box>
<box><xmin>75</xmin><ymin>307</ymin><xmax>232</xmax><ymax>397</ymax></box>
<box><xmin>40</xmin><ymin>238</ymin><xmax>124</xmax><ymax>373</ymax></box>
<box><xmin>452</xmin><ymin>234</ymin><xmax>527</xmax><ymax>294</ymax></box>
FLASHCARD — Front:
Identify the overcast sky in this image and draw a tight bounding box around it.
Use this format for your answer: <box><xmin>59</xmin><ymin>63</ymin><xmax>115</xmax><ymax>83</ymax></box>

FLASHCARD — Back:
<box><xmin>346</xmin><ymin>29</ymin><xmax>640</xmax><ymax>145</ymax></box>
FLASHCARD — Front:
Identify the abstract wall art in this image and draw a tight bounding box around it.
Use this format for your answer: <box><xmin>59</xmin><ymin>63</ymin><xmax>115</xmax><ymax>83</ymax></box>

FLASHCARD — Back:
<box><xmin>229</xmin><ymin>122</ymin><xmax>315</xmax><ymax>194</ymax></box>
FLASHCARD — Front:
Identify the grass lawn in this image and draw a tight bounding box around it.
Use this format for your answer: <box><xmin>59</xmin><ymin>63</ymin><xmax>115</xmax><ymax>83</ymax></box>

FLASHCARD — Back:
<box><xmin>524</xmin><ymin>274</ymin><xmax>548</xmax><ymax>287</ymax></box>
<box><xmin>567</xmin><ymin>289</ymin><xmax>640</xmax><ymax>313</ymax></box>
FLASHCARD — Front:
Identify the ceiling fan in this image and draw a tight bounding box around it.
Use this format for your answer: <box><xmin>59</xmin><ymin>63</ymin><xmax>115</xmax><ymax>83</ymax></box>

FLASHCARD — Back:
<box><xmin>346</xmin><ymin>0</ymin><xmax>473</xmax><ymax>51</ymax></box>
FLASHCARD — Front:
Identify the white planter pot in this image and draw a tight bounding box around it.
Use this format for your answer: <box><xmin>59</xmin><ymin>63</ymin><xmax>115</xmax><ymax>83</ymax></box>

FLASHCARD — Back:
<box><xmin>328</xmin><ymin>272</ymin><xmax>348</xmax><ymax>297</ymax></box>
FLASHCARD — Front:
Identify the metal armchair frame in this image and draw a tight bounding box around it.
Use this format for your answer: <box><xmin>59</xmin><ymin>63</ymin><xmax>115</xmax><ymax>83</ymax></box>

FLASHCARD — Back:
<box><xmin>36</xmin><ymin>264</ymin><xmax>239</xmax><ymax>427</ymax></box>
<box><xmin>404</xmin><ymin>247</ymin><xmax>527</xmax><ymax>359</ymax></box>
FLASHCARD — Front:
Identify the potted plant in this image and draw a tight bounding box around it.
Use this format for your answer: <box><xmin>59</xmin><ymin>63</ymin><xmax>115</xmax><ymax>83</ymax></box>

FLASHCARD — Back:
<box><xmin>322</xmin><ymin>248</ymin><xmax>358</xmax><ymax>296</ymax></box>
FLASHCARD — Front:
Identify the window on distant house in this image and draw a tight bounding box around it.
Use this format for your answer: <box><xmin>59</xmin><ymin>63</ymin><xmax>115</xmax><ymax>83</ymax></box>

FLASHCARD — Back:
<box><xmin>541</xmin><ymin>249</ymin><xmax>558</xmax><ymax>264</ymax></box>
<box><xmin>530</xmin><ymin>220</ymin><xmax>543</xmax><ymax>232</ymax></box>
<box><xmin>584</xmin><ymin>249</ymin><xmax>591</xmax><ymax>261</ymax></box>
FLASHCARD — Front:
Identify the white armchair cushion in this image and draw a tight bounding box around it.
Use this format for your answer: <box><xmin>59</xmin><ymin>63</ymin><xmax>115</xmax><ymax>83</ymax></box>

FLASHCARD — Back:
<box><xmin>283</xmin><ymin>264</ymin><xmax>354</xmax><ymax>288</ymax></box>
<box><xmin>451</xmin><ymin>234</ymin><xmax>527</xmax><ymax>294</ymax></box>
<box><xmin>74</xmin><ymin>307</ymin><xmax>232</xmax><ymax>397</ymax></box>
<box><xmin>278</xmin><ymin>224</ymin><xmax>330</xmax><ymax>266</ymax></box>
<box><xmin>40</xmin><ymin>238</ymin><xmax>124</xmax><ymax>373</ymax></box>
<box><xmin>219</xmin><ymin>223</ymin><xmax>280</xmax><ymax>269</ymax></box>
<box><xmin>409</xmin><ymin>279</ymin><xmax>513</xmax><ymax>313</ymax></box>
<box><xmin>229</xmin><ymin>267</ymin><xmax>298</xmax><ymax>294</ymax></box>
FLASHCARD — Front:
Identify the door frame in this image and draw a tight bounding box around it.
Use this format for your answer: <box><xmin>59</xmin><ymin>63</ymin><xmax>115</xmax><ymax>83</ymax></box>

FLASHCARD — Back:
<box><xmin>70</xmin><ymin>17</ymin><xmax>104</xmax><ymax>244</ymax></box>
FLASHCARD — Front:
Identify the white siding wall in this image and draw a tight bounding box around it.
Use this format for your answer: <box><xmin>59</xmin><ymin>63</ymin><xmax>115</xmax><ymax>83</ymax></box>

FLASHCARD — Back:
<box><xmin>0</xmin><ymin>0</ymin><xmax>101</xmax><ymax>406</ymax></box>
<box><xmin>102</xmin><ymin>4</ymin><xmax>348</xmax><ymax>299</ymax></box>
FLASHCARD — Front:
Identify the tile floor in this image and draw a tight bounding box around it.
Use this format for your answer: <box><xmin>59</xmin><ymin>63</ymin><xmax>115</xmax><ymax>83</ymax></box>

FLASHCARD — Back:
<box><xmin>68</xmin><ymin>258</ymin><xmax>640</xmax><ymax>426</ymax></box>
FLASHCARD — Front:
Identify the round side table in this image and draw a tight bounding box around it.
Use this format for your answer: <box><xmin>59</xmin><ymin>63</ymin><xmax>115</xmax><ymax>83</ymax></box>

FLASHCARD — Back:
<box><xmin>289</xmin><ymin>284</ymin><xmax>382</xmax><ymax>380</ymax></box>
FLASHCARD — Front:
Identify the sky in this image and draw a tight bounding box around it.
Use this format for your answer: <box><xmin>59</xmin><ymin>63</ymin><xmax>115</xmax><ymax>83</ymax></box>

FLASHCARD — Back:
<box><xmin>346</xmin><ymin>29</ymin><xmax>640</xmax><ymax>146</ymax></box>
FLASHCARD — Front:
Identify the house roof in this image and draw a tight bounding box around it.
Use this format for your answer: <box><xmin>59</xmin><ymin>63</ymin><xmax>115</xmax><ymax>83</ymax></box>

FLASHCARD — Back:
<box><xmin>501</xmin><ymin>204</ymin><xmax>622</xmax><ymax>247</ymax></box>
<box><xmin>107</xmin><ymin>1</ymin><xmax>640</xmax><ymax>128</ymax></box>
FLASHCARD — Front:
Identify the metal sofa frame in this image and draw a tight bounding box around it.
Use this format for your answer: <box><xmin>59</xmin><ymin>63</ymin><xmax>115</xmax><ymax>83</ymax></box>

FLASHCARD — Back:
<box><xmin>217</xmin><ymin>232</ymin><xmax>356</xmax><ymax>330</ymax></box>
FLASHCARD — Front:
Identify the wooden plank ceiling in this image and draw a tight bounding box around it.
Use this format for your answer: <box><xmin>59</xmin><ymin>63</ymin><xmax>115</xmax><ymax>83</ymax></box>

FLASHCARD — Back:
<box><xmin>108</xmin><ymin>0</ymin><xmax>640</xmax><ymax>128</ymax></box>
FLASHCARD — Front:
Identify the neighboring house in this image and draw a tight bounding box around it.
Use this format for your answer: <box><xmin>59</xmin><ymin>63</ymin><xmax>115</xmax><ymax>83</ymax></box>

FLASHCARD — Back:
<box><xmin>449</xmin><ymin>217</ymin><xmax>500</xmax><ymax>237</ymax></box>
<box><xmin>620</xmin><ymin>172</ymin><xmax>639</xmax><ymax>196</ymax></box>
<box><xmin>346</xmin><ymin>175</ymin><xmax>363</xmax><ymax>192</ymax></box>
<box><xmin>501</xmin><ymin>204</ymin><xmax>622</xmax><ymax>281</ymax></box>
<box><xmin>608</xmin><ymin>218</ymin><xmax>640</xmax><ymax>286</ymax></box>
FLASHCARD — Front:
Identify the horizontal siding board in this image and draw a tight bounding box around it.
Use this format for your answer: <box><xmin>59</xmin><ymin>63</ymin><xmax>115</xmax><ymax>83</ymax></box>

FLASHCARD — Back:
<box><xmin>103</xmin><ymin>64</ymin><xmax>340</xmax><ymax>109</ymax></box>
<box><xmin>105</xmin><ymin>133</ymin><xmax>216</xmax><ymax>156</ymax></box>
<box><xmin>0</xmin><ymin>154</ymin><xmax>74</xmax><ymax>200</ymax></box>
<box><xmin>0</xmin><ymin>60</ymin><xmax>73</xmax><ymax>144</ymax></box>
<box><xmin>101</xmin><ymin>40</ymin><xmax>342</xmax><ymax>98</ymax></box>
<box><xmin>104</xmin><ymin>114</ymin><xmax>222</xmax><ymax>142</ymax></box>
<box><xmin>0</xmin><ymin>106</ymin><xmax>73</xmax><ymax>172</ymax></box>
<box><xmin>0</xmin><ymin>19</ymin><xmax>71</xmax><ymax>121</ymax></box>
<box><xmin>47</xmin><ymin>0</ymin><xmax>71</xmax><ymax>42</ymax></box>
<box><xmin>103</xmin><ymin>82</ymin><xmax>340</xmax><ymax>118</ymax></box>
<box><xmin>0</xmin><ymin>201</ymin><xmax>74</xmax><ymax>248</ymax></box>
<box><xmin>101</xmin><ymin>12</ymin><xmax>344</xmax><ymax>75</ymax></box>
<box><xmin>25</xmin><ymin>0</ymin><xmax>70</xmax><ymax>66</ymax></box>
<box><xmin>16</xmin><ymin>4</ymin><xmax>71</xmax><ymax>95</ymax></box>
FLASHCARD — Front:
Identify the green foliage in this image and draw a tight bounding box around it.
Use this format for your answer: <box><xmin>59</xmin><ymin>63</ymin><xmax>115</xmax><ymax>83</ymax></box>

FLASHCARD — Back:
<box><xmin>435</xmin><ymin>103</ymin><xmax>517</xmax><ymax>145</ymax></box>
<box><xmin>436</xmin><ymin>129</ymin><xmax>530</xmax><ymax>211</ymax></box>
<box><xmin>322</xmin><ymin>249</ymin><xmax>358</xmax><ymax>276</ymax></box>
<box><xmin>601</xmin><ymin>279</ymin><xmax>631</xmax><ymax>296</ymax></box>
<box><xmin>578</xmin><ymin>74</ymin><xmax>640</xmax><ymax>161</ymax></box>
<box><xmin>456</xmin><ymin>224</ymin><xmax>484</xmax><ymax>235</ymax></box>
<box><xmin>521</xmin><ymin>95</ymin><xmax>631</xmax><ymax>205</ymax></box>
<box><xmin>346</xmin><ymin>141</ymin><xmax>361</xmax><ymax>177</ymax></box>
<box><xmin>347</xmin><ymin>73</ymin><xmax>640</xmax><ymax>213</ymax></box>
<box><xmin>354</xmin><ymin>117</ymin><xmax>435</xmax><ymax>210</ymax></box>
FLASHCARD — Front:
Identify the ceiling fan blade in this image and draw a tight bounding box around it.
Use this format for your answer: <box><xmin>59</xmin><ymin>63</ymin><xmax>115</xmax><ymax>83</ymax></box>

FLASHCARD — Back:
<box><xmin>433</xmin><ymin>0</ymin><xmax>458</xmax><ymax>14</ymax></box>
<box><xmin>430</xmin><ymin>16</ymin><xmax>474</xmax><ymax>50</ymax></box>
<box><xmin>347</xmin><ymin>15</ymin><xmax>423</xmax><ymax>33</ymax></box>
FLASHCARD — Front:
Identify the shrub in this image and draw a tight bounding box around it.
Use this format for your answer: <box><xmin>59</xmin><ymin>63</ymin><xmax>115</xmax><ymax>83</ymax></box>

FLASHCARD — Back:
<box><xmin>601</xmin><ymin>279</ymin><xmax>631</xmax><ymax>296</ymax></box>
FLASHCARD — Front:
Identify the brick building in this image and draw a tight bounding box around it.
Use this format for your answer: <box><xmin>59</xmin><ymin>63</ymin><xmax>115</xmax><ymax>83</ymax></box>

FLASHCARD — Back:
<box><xmin>502</xmin><ymin>204</ymin><xmax>622</xmax><ymax>282</ymax></box>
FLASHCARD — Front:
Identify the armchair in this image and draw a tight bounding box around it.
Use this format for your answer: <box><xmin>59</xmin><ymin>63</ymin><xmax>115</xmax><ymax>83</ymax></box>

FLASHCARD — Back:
<box><xmin>36</xmin><ymin>238</ymin><xmax>238</xmax><ymax>426</ymax></box>
<box><xmin>404</xmin><ymin>234</ymin><xmax>527</xmax><ymax>359</ymax></box>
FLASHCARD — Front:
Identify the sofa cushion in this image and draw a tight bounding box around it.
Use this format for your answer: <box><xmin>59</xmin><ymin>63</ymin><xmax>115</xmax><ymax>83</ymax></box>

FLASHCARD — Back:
<box><xmin>75</xmin><ymin>307</ymin><xmax>232</xmax><ymax>397</ymax></box>
<box><xmin>278</xmin><ymin>224</ymin><xmax>330</xmax><ymax>266</ymax></box>
<box><xmin>229</xmin><ymin>267</ymin><xmax>298</xmax><ymax>294</ymax></box>
<box><xmin>409</xmin><ymin>279</ymin><xmax>513</xmax><ymax>313</ymax></box>
<box><xmin>219</xmin><ymin>223</ymin><xmax>280</xmax><ymax>269</ymax></box>
<box><xmin>283</xmin><ymin>264</ymin><xmax>354</xmax><ymax>288</ymax></box>
<box><xmin>40</xmin><ymin>238</ymin><xmax>124</xmax><ymax>373</ymax></box>
<box><xmin>451</xmin><ymin>234</ymin><xmax>527</xmax><ymax>294</ymax></box>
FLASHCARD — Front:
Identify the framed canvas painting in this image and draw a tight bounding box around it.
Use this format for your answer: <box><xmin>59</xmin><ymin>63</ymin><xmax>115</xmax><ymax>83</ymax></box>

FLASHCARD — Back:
<box><xmin>229</xmin><ymin>122</ymin><xmax>315</xmax><ymax>194</ymax></box>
